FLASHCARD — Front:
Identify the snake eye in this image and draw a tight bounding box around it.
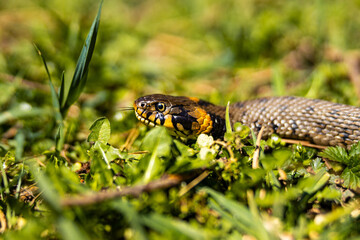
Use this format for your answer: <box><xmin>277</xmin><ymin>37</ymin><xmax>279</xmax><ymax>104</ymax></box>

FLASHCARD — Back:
<box><xmin>155</xmin><ymin>102</ymin><xmax>166</xmax><ymax>112</ymax></box>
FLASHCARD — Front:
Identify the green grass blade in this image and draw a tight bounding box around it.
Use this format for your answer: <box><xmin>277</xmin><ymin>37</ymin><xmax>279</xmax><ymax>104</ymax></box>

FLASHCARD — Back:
<box><xmin>61</xmin><ymin>0</ymin><xmax>103</xmax><ymax>116</ymax></box>
<box><xmin>34</xmin><ymin>44</ymin><xmax>62</xmax><ymax>123</ymax></box>
<box><xmin>15</xmin><ymin>163</ymin><xmax>25</xmax><ymax>199</ymax></box>
<box><xmin>141</xmin><ymin>213</ymin><xmax>208</xmax><ymax>239</ymax></box>
<box><xmin>204</xmin><ymin>187</ymin><xmax>271</xmax><ymax>240</ymax></box>
<box><xmin>225</xmin><ymin>101</ymin><xmax>232</xmax><ymax>133</ymax></box>
<box><xmin>0</xmin><ymin>158</ymin><xmax>10</xmax><ymax>194</ymax></box>
<box><xmin>59</xmin><ymin>70</ymin><xmax>66</xmax><ymax>108</ymax></box>
<box><xmin>55</xmin><ymin>123</ymin><xmax>65</xmax><ymax>152</ymax></box>
<box><xmin>15</xmin><ymin>130</ymin><xmax>25</xmax><ymax>162</ymax></box>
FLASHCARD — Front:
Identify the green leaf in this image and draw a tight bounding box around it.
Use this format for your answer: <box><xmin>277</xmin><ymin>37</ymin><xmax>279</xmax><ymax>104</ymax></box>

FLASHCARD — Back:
<box><xmin>140</xmin><ymin>127</ymin><xmax>172</xmax><ymax>182</ymax></box>
<box><xmin>141</xmin><ymin>127</ymin><xmax>172</xmax><ymax>157</ymax></box>
<box><xmin>89</xmin><ymin>142</ymin><xmax>114</xmax><ymax>190</ymax></box>
<box><xmin>173</xmin><ymin>139</ymin><xmax>196</xmax><ymax>157</ymax></box>
<box><xmin>341</xmin><ymin>166</ymin><xmax>360</xmax><ymax>189</ymax></box>
<box><xmin>267</xmin><ymin>170</ymin><xmax>281</xmax><ymax>189</ymax></box>
<box><xmin>61</xmin><ymin>0</ymin><xmax>103</xmax><ymax>116</ymax></box>
<box><xmin>88</xmin><ymin>117</ymin><xmax>111</xmax><ymax>144</ymax></box>
<box><xmin>316</xmin><ymin>186</ymin><xmax>341</xmax><ymax>201</ymax></box>
<box><xmin>319</xmin><ymin>146</ymin><xmax>349</xmax><ymax>164</ymax></box>
<box><xmin>348</xmin><ymin>142</ymin><xmax>360</xmax><ymax>165</ymax></box>
<box><xmin>302</xmin><ymin>168</ymin><xmax>330</xmax><ymax>195</ymax></box>
<box><xmin>143</xmin><ymin>142</ymin><xmax>161</xmax><ymax>183</ymax></box>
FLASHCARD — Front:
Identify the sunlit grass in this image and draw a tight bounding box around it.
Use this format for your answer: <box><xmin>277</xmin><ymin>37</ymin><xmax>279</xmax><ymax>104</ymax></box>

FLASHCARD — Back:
<box><xmin>0</xmin><ymin>0</ymin><xmax>360</xmax><ymax>239</ymax></box>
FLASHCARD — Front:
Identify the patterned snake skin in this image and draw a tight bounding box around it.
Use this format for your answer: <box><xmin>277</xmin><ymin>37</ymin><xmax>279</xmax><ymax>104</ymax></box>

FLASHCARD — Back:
<box><xmin>134</xmin><ymin>94</ymin><xmax>360</xmax><ymax>148</ymax></box>
<box><xmin>229</xmin><ymin>96</ymin><xmax>360</xmax><ymax>148</ymax></box>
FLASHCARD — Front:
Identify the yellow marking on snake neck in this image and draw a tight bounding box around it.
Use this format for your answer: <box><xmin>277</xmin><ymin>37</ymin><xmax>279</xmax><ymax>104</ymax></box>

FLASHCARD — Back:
<box><xmin>188</xmin><ymin>97</ymin><xmax>200</xmax><ymax>103</ymax></box>
<box><xmin>189</xmin><ymin>107</ymin><xmax>213</xmax><ymax>135</ymax></box>
<box><xmin>176</xmin><ymin>123</ymin><xmax>185</xmax><ymax>131</ymax></box>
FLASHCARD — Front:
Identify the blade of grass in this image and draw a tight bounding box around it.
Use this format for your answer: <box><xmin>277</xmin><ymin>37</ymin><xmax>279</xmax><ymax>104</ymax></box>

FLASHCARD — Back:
<box><xmin>15</xmin><ymin>164</ymin><xmax>25</xmax><ymax>199</ymax></box>
<box><xmin>34</xmin><ymin>44</ymin><xmax>62</xmax><ymax>124</ymax></box>
<box><xmin>0</xmin><ymin>158</ymin><xmax>9</xmax><ymax>194</ymax></box>
<box><xmin>204</xmin><ymin>187</ymin><xmax>271</xmax><ymax>240</ymax></box>
<box><xmin>55</xmin><ymin>123</ymin><xmax>65</xmax><ymax>152</ymax></box>
<box><xmin>141</xmin><ymin>213</ymin><xmax>208</xmax><ymax>239</ymax></box>
<box><xmin>15</xmin><ymin>130</ymin><xmax>25</xmax><ymax>162</ymax></box>
<box><xmin>61</xmin><ymin>0</ymin><xmax>103</xmax><ymax>116</ymax></box>
<box><xmin>34</xmin><ymin>44</ymin><xmax>65</xmax><ymax>151</ymax></box>
<box><xmin>225</xmin><ymin>101</ymin><xmax>232</xmax><ymax>133</ymax></box>
<box><xmin>58</xmin><ymin>70</ymin><xmax>66</xmax><ymax>106</ymax></box>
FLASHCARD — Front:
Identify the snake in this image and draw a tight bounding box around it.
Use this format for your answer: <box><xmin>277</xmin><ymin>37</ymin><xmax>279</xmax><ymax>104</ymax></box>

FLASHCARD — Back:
<box><xmin>134</xmin><ymin>94</ymin><xmax>360</xmax><ymax>149</ymax></box>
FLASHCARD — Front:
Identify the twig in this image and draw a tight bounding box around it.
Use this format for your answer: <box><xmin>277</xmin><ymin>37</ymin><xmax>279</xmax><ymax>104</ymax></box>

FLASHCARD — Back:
<box><xmin>61</xmin><ymin>171</ymin><xmax>203</xmax><ymax>207</ymax></box>
<box><xmin>281</xmin><ymin>139</ymin><xmax>327</xmax><ymax>149</ymax></box>
<box><xmin>120</xmin><ymin>128</ymin><xmax>139</xmax><ymax>151</ymax></box>
<box><xmin>178</xmin><ymin>171</ymin><xmax>209</xmax><ymax>197</ymax></box>
<box><xmin>252</xmin><ymin>126</ymin><xmax>265</xmax><ymax>169</ymax></box>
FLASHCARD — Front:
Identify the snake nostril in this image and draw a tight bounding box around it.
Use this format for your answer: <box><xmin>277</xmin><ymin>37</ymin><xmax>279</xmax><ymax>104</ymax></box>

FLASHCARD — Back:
<box><xmin>139</xmin><ymin>102</ymin><xmax>146</xmax><ymax>108</ymax></box>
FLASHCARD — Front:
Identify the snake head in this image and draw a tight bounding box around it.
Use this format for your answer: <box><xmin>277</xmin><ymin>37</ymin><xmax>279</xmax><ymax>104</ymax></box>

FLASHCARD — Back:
<box><xmin>134</xmin><ymin>94</ymin><xmax>214</xmax><ymax>138</ymax></box>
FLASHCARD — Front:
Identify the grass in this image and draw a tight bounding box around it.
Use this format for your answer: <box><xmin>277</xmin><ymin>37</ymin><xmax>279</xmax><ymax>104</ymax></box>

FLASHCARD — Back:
<box><xmin>0</xmin><ymin>0</ymin><xmax>360</xmax><ymax>239</ymax></box>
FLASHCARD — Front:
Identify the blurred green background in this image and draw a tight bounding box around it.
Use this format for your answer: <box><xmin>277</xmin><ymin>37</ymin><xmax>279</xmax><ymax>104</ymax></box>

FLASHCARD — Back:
<box><xmin>1</xmin><ymin>0</ymin><xmax>360</xmax><ymax>238</ymax></box>
<box><xmin>2</xmin><ymin>0</ymin><xmax>360</xmax><ymax>147</ymax></box>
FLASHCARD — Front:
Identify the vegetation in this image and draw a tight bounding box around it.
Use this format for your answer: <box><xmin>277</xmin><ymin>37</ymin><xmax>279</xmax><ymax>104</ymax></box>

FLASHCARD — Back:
<box><xmin>0</xmin><ymin>0</ymin><xmax>360</xmax><ymax>239</ymax></box>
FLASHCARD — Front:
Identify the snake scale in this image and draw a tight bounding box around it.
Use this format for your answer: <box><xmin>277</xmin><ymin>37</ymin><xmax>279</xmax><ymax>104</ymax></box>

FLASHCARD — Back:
<box><xmin>134</xmin><ymin>94</ymin><xmax>360</xmax><ymax>149</ymax></box>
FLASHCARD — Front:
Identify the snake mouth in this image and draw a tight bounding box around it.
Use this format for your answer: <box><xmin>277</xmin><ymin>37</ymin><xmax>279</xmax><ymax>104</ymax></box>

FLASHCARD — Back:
<box><xmin>135</xmin><ymin>110</ymin><xmax>156</xmax><ymax>127</ymax></box>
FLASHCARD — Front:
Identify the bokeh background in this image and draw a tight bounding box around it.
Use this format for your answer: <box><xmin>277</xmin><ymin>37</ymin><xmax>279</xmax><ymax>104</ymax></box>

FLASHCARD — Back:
<box><xmin>2</xmin><ymin>0</ymin><xmax>360</xmax><ymax>147</ymax></box>
<box><xmin>1</xmin><ymin>0</ymin><xmax>360</xmax><ymax>238</ymax></box>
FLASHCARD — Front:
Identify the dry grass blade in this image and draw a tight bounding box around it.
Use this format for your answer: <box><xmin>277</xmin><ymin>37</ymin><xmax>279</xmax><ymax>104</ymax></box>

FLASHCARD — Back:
<box><xmin>252</xmin><ymin>126</ymin><xmax>265</xmax><ymax>169</ymax></box>
<box><xmin>117</xmin><ymin>107</ymin><xmax>134</xmax><ymax>111</ymax></box>
<box><xmin>178</xmin><ymin>171</ymin><xmax>210</xmax><ymax>197</ymax></box>
<box><xmin>281</xmin><ymin>139</ymin><xmax>327</xmax><ymax>149</ymax></box>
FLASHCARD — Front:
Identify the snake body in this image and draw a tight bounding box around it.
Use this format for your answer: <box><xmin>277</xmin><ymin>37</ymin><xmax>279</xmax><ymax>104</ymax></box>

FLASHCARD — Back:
<box><xmin>134</xmin><ymin>94</ymin><xmax>360</xmax><ymax>148</ymax></box>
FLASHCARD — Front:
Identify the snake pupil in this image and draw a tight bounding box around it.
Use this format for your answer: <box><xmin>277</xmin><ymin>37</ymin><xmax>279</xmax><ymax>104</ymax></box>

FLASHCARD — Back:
<box><xmin>156</xmin><ymin>102</ymin><xmax>166</xmax><ymax>112</ymax></box>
